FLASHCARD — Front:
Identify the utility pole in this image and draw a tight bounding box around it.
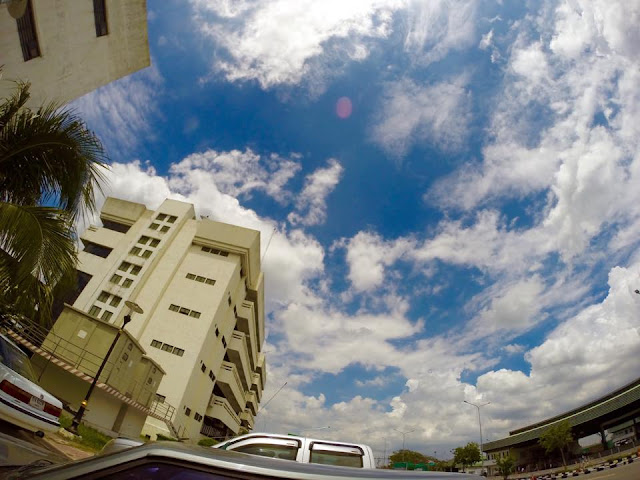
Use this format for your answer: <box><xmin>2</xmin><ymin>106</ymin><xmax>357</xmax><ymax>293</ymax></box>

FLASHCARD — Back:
<box><xmin>393</xmin><ymin>428</ymin><xmax>415</xmax><ymax>468</ymax></box>
<box><xmin>464</xmin><ymin>400</ymin><xmax>490</xmax><ymax>475</ymax></box>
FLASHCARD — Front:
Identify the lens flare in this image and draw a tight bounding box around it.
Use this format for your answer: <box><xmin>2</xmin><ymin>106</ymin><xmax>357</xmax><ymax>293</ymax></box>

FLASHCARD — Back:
<box><xmin>336</xmin><ymin>97</ymin><xmax>353</xmax><ymax>119</ymax></box>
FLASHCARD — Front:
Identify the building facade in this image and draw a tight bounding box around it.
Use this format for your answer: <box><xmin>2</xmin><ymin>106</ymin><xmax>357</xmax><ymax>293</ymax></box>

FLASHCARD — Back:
<box><xmin>0</xmin><ymin>0</ymin><xmax>150</xmax><ymax>105</ymax></box>
<box><xmin>63</xmin><ymin>197</ymin><xmax>266</xmax><ymax>441</ymax></box>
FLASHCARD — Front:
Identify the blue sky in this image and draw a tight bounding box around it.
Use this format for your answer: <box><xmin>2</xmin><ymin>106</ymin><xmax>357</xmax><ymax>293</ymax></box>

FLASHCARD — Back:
<box><xmin>73</xmin><ymin>0</ymin><xmax>640</xmax><ymax>459</ymax></box>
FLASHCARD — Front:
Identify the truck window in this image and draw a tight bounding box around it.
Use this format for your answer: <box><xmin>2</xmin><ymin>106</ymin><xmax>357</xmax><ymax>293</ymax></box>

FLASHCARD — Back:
<box><xmin>309</xmin><ymin>444</ymin><xmax>364</xmax><ymax>468</ymax></box>
<box><xmin>231</xmin><ymin>443</ymin><xmax>298</xmax><ymax>461</ymax></box>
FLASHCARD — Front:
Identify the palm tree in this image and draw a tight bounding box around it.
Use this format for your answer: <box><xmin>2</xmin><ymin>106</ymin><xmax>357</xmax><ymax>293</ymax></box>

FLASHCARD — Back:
<box><xmin>0</xmin><ymin>77</ymin><xmax>108</xmax><ymax>326</ymax></box>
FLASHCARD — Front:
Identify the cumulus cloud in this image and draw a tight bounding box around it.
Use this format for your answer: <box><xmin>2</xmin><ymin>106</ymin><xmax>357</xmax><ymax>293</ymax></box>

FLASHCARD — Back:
<box><xmin>372</xmin><ymin>75</ymin><xmax>472</xmax><ymax>156</ymax></box>
<box><xmin>288</xmin><ymin>159</ymin><xmax>344</xmax><ymax>226</ymax></box>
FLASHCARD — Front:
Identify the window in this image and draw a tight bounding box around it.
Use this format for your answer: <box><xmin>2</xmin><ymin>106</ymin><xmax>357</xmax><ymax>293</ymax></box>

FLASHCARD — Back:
<box><xmin>209</xmin><ymin>370</ymin><xmax>215</xmax><ymax>381</ymax></box>
<box><xmin>233</xmin><ymin>306</ymin><xmax>237</xmax><ymax>317</ymax></box>
<box><xmin>160</xmin><ymin>225</ymin><xmax>170</xmax><ymax>233</ymax></box>
<box><xmin>97</xmin><ymin>291</ymin><xmax>109</xmax><ymax>303</ymax></box>
<box><xmin>122</xmin><ymin>278</ymin><xmax>133</xmax><ymax>288</ymax></box>
<box><xmin>16</xmin><ymin>0</ymin><xmax>40</xmax><ymax>61</ymax></box>
<box><xmin>127</xmin><ymin>343</ymin><xmax>133</xmax><ymax>351</ymax></box>
<box><xmin>194</xmin><ymin>413</ymin><xmax>203</xmax><ymax>422</ymax></box>
<box><xmin>185</xmin><ymin>273</ymin><xmax>216</xmax><ymax>286</ymax></box>
<box><xmin>138</xmin><ymin>236</ymin><xmax>150</xmax><ymax>245</ymax></box>
<box><xmin>102</xmin><ymin>220</ymin><xmax>129</xmax><ymax>233</ymax></box>
<box><xmin>155</xmin><ymin>394</ymin><xmax>165</xmax><ymax>403</ymax></box>
<box><xmin>179</xmin><ymin>307</ymin><xmax>190</xmax><ymax>315</ymax></box>
<box><xmin>109</xmin><ymin>295</ymin><xmax>122</xmax><ymax>307</ymax></box>
<box><xmin>152</xmin><ymin>367</ymin><xmax>157</xmax><ymax>374</ymax></box>
<box><xmin>151</xmin><ymin>339</ymin><xmax>162</xmax><ymax>348</ymax></box>
<box><xmin>173</xmin><ymin>348</ymin><xmax>184</xmax><ymax>357</ymax></box>
<box><xmin>205</xmin><ymin>278</ymin><xmax>216</xmax><ymax>286</ymax></box>
<box><xmin>101</xmin><ymin>311</ymin><xmax>113</xmax><ymax>322</ymax></box>
<box><xmin>83</xmin><ymin>241</ymin><xmax>112</xmax><ymax>258</ymax></box>
<box><xmin>201</xmin><ymin>363</ymin><xmax>206</xmax><ymax>373</ymax></box>
<box><xmin>169</xmin><ymin>304</ymin><xmax>179</xmax><ymax>312</ymax></box>
<box><xmin>110</xmin><ymin>274</ymin><xmax>122</xmax><ymax>284</ymax></box>
<box><xmin>131</xmin><ymin>265</ymin><xmax>142</xmax><ymax>275</ymax></box>
<box><xmin>118</xmin><ymin>262</ymin><xmax>132</xmax><ymax>272</ymax></box>
<box><xmin>141</xmin><ymin>250</ymin><xmax>152</xmax><ymax>259</ymax></box>
<box><xmin>215</xmin><ymin>327</ymin><xmax>219</xmax><ymax>337</ymax></box>
<box><xmin>161</xmin><ymin>343</ymin><xmax>173</xmax><ymax>352</ymax></box>
<box><xmin>149</xmin><ymin>238</ymin><xmax>160</xmax><ymax>248</ymax></box>
<box><xmin>227</xmin><ymin>296</ymin><xmax>231</xmax><ymax>306</ymax></box>
<box><xmin>93</xmin><ymin>0</ymin><xmax>108</xmax><ymax>36</ymax></box>
<box><xmin>186</xmin><ymin>273</ymin><xmax>196</xmax><ymax>280</ymax></box>
<box><xmin>201</xmin><ymin>246</ymin><xmax>229</xmax><ymax>257</ymax></box>
<box><xmin>185</xmin><ymin>407</ymin><xmax>191</xmax><ymax>416</ymax></box>
<box><xmin>89</xmin><ymin>306</ymin><xmax>101</xmax><ymax>317</ymax></box>
<box><xmin>310</xmin><ymin>448</ymin><xmax>364</xmax><ymax>468</ymax></box>
<box><xmin>189</xmin><ymin>310</ymin><xmax>201</xmax><ymax>319</ymax></box>
<box><xmin>195</xmin><ymin>276</ymin><xmax>206</xmax><ymax>283</ymax></box>
<box><xmin>222</xmin><ymin>336</ymin><xmax>227</xmax><ymax>348</ymax></box>
<box><xmin>122</xmin><ymin>353</ymin><xmax>128</xmax><ymax>361</ymax></box>
<box><xmin>149</xmin><ymin>223</ymin><xmax>160</xmax><ymax>230</ymax></box>
<box><xmin>147</xmin><ymin>377</ymin><xmax>152</xmax><ymax>384</ymax></box>
<box><xmin>156</xmin><ymin>214</ymin><xmax>167</xmax><ymax>221</ymax></box>
<box><xmin>167</xmin><ymin>216</ymin><xmax>177</xmax><ymax>224</ymax></box>
<box><xmin>232</xmin><ymin>444</ymin><xmax>298</xmax><ymax>461</ymax></box>
<box><xmin>130</xmin><ymin>246</ymin><xmax>142</xmax><ymax>256</ymax></box>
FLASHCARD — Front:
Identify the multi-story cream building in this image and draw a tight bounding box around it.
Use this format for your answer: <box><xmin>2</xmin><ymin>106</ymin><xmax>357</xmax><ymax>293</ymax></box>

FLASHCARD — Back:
<box><xmin>0</xmin><ymin>0</ymin><xmax>149</xmax><ymax>105</ymax></box>
<box><xmin>55</xmin><ymin>197</ymin><xmax>266</xmax><ymax>441</ymax></box>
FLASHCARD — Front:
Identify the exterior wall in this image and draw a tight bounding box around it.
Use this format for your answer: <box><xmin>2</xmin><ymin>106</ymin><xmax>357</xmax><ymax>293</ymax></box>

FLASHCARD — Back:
<box><xmin>69</xmin><ymin>197</ymin><xmax>265</xmax><ymax>442</ymax></box>
<box><xmin>0</xmin><ymin>0</ymin><xmax>149</xmax><ymax>106</ymax></box>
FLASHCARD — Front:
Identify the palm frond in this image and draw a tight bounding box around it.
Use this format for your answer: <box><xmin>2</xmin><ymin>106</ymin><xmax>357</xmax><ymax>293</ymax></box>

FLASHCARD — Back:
<box><xmin>0</xmin><ymin>97</ymin><xmax>108</xmax><ymax>219</ymax></box>
<box><xmin>0</xmin><ymin>202</ymin><xmax>77</xmax><ymax>288</ymax></box>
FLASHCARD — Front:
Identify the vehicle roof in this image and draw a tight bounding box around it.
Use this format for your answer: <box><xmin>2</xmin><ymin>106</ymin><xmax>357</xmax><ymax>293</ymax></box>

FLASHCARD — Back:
<box><xmin>218</xmin><ymin>431</ymin><xmax>373</xmax><ymax>449</ymax></box>
<box><xmin>26</xmin><ymin>441</ymin><xmax>483</xmax><ymax>480</ymax></box>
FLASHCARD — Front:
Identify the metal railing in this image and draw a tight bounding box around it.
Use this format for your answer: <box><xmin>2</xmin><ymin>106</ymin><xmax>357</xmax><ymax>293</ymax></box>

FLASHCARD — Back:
<box><xmin>1</xmin><ymin>315</ymin><xmax>181</xmax><ymax>438</ymax></box>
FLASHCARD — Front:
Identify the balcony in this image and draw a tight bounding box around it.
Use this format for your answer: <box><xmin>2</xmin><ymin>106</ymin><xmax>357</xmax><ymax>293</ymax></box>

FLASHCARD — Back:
<box><xmin>235</xmin><ymin>304</ymin><xmax>257</xmax><ymax>371</ymax></box>
<box><xmin>80</xmin><ymin>225</ymin><xmax>123</xmax><ymax>250</ymax></box>
<box><xmin>206</xmin><ymin>395</ymin><xmax>240</xmax><ymax>433</ymax></box>
<box><xmin>240</xmin><ymin>409</ymin><xmax>254</xmax><ymax>430</ymax></box>
<box><xmin>251</xmin><ymin>372</ymin><xmax>262</xmax><ymax>402</ymax></box>
<box><xmin>228</xmin><ymin>331</ymin><xmax>251</xmax><ymax>391</ymax></box>
<box><xmin>216</xmin><ymin>361</ymin><xmax>246</xmax><ymax>413</ymax></box>
<box><xmin>245</xmin><ymin>390</ymin><xmax>258</xmax><ymax>416</ymax></box>
<box><xmin>256</xmin><ymin>353</ymin><xmax>266</xmax><ymax>386</ymax></box>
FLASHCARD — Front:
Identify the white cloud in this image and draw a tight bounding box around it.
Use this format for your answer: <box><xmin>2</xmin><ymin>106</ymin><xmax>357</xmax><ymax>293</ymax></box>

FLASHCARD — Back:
<box><xmin>171</xmin><ymin>149</ymin><xmax>301</xmax><ymax>203</ymax></box>
<box><xmin>503</xmin><ymin>344</ymin><xmax>525</xmax><ymax>355</ymax></box>
<box><xmin>71</xmin><ymin>65</ymin><xmax>163</xmax><ymax>157</ymax></box>
<box><xmin>372</xmin><ymin>75</ymin><xmax>472</xmax><ymax>156</ymax></box>
<box><xmin>192</xmin><ymin>0</ymin><xmax>404</xmax><ymax>90</ymax></box>
<box><xmin>288</xmin><ymin>159</ymin><xmax>344</xmax><ymax>226</ymax></box>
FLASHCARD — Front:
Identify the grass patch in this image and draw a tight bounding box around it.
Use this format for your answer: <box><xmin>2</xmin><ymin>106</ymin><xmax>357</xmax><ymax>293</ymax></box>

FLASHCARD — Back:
<box><xmin>58</xmin><ymin>413</ymin><xmax>111</xmax><ymax>452</ymax></box>
<box><xmin>156</xmin><ymin>434</ymin><xmax>178</xmax><ymax>441</ymax></box>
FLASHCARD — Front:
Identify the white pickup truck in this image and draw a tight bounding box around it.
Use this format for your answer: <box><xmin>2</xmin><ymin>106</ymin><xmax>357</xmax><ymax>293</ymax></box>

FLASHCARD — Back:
<box><xmin>215</xmin><ymin>432</ymin><xmax>376</xmax><ymax>468</ymax></box>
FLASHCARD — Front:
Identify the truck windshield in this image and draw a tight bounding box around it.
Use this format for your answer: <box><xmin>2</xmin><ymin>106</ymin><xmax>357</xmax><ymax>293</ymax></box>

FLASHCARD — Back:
<box><xmin>0</xmin><ymin>337</ymin><xmax>38</xmax><ymax>383</ymax></box>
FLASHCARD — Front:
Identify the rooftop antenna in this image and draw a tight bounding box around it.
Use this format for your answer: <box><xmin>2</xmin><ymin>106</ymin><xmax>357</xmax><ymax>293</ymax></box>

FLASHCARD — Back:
<box><xmin>261</xmin><ymin>226</ymin><xmax>276</xmax><ymax>263</ymax></box>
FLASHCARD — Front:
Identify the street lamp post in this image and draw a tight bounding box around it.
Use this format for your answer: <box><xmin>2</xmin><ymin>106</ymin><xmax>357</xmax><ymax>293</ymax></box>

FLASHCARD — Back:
<box><xmin>70</xmin><ymin>301</ymin><xmax>143</xmax><ymax>432</ymax></box>
<box><xmin>393</xmin><ymin>427</ymin><xmax>415</xmax><ymax>468</ymax></box>
<box><xmin>464</xmin><ymin>400</ymin><xmax>490</xmax><ymax>475</ymax></box>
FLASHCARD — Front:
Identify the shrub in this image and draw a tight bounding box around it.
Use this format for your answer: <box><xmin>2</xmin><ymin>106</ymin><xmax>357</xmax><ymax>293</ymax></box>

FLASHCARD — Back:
<box><xmin>156</xmin><ymin>434</ymin><xmax>178</xmax><ymax>441</ymax></box>
<box><xmin>198</xmin><ymin>438</ymin><xmax>218</xmax><ymax>447</ymax></box>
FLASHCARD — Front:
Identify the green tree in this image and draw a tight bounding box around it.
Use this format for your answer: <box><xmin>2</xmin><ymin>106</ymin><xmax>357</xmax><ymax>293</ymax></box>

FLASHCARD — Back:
<box><xmin>495</xmin><ymin>454</ymin><xmax>516</xmax><ymax>480</ymax></box>
<box><xmin>0</xmin><ymin>78</ymin><xmax>107</xmax><ymax>325</ymax></box>
<box><xmin>453</xmin><ymin>442</ymin><xmax>481</xmax><ymax>472</ymax></box>
<box><xmin>389</xmin><ymin>449</ymin><xmax>430</xmax><ymax>466</ymax></box>
<box><xmin>539</xmin><ymin>420</ymin><xmax>573</xmax><ymax>468</ymax></box>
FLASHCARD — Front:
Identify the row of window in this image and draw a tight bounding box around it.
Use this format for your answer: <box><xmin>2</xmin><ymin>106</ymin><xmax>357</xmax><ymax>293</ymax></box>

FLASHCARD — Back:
<box><xmin>150</xmin><ymin>223</ymin><xmax>171</xmax><ymax>233</ymax></box>
<box><xmin>97</xmin><ymin>291</ymin><xmax>122</xmax><ymax>307</ymax></box>
<box><xmin>119</xmin><ymin>262</ymin><xmax>142</xmax><ymax>275</ymax></box>
<box><xmin>168</xmin><ymin>304</ymin><xmax>201</xmax><ymax>319</ymax></box>
<box><xmin>201</xmin><ymin>246</ymin><xmax>229</xmax><ymax>257</ymax></box>
<box><xmin>88</xmin><ymin>305</ymin><xmax>114</xmax><ymax>322</ymax></box>
<box><xmin>156</xmin><ymin>213</ymin><xmax>177</xmax><ymax>223</ymax></box>
<box><xmin>183</xmin><ymin>406</ymin><xmax>203</xmax><ymax>423</ymax></box>
<box><xmin>185</xmin><ymin>273</ymin><xmax>216</xmax><ymax>285</ymax></box>
<box><xmin>138</xmin><ymin>236</ymin><xmax>160</xmax><ymax>248</ymax></box>
<box><xmin>130</xmin><ymin>246</ymin><xmax>153</xmax><ymax>258</ymax></box>
<box><xmin>150</xmin><ymin>339</ymin><xmax>184</xmax><ymax>357</ymax></box>
<box><xmin>110</xmin><ymin>273</ymin><xmax>133</xmax><ymax>288</ymax></box>
<box><xmin>16</xmin><ymin>0</ymin><xmax>108</xmax><ymax>62</ymax></box>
